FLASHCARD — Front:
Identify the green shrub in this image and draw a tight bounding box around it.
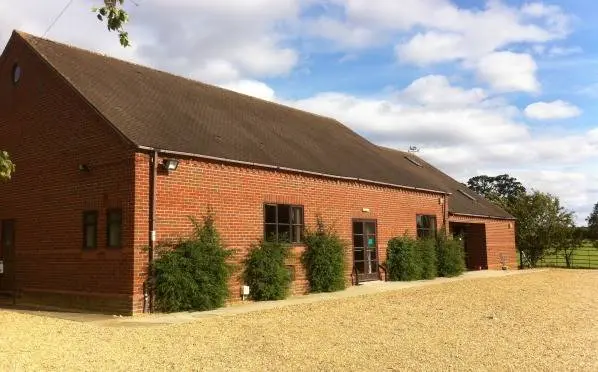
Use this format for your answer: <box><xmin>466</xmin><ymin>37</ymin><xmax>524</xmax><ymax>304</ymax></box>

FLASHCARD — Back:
<box><xmin>302</xmin><ymin>218</ymin><xmax>346</xmax><ymax>293</ymax></box>
<box><xmin>436</xmin><ymin>233</ymin><xmax>466</xmax><ymax>277</ymax></box>
<box><xmin>418</xmin><ymin>238</ymin><xmax>437</xmax><ymax>279</ymax></box>
<box><xmin>387</xmin><ymin>236</ymin><xmax>422</xmax><ymax>281</ymax></box>
<box><xmin>153</xmin><ymin>214</ymin><xmax>232</xmax><ymax>313</ymax></box>
<box><xmin>243</xmin><ymin>240</ymin><xmax>291</xmax><ymax>301</ymax></box>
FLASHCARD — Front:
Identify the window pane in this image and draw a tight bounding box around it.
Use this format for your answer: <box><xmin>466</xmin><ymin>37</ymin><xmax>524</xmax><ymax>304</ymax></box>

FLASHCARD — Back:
<box><xmin>278</xmin><ymin>224</ymin><xmax>291</xmax><ymax>243</ymax></box>
<box><xmin>278</xmin><ymin>205</ymin><xmax>291</xmax><ymax>224</ymax></box>
<box><xmin>353</xmin><ymin>234</ymin><xmax>364</xmax><ymax>248</ymax></box>
<box><xmin>430</xmin><ymin>217</ymin><xmax>437</xmax><ymax>232</ymax></box>
<box><xmin>370</xmin><ymin>247</ymin><xmax>377</xmax><ymax>260</ymax></box>
<box><xmin>265</xmin><ymin>205</ymin><xmax>277</xmax><ymax>224</ymax></box>
<box><xmin>367</xmin><ymin>235</ymin><xmax>376</xmax><ymax>248</ymax></box>
<box><xmin>83</xmin><ymin>212</ymin><xmax>97</xmax><ymax>249</ymax></box>
<box><xmin>85</xmin><ymin>225</ymin><xmax>96</xmax><ymax>248</ymax></box>
<box><xmin>365</xmin><ymin>222</ymin><xmax>375</xmax><ymax>235</ymax></box>
<box><xmin>354</xmin><ymin>249</ymin><xmax>364</xmax><ymax>261</ymax></box>
<box><xmin>353</xmin><ymin>222</ymin><xmax>363</xmax><ymax>235</ymax></box>
<box><xmin>108</xmin><ymin>210</ymin><xmax>121</xmax><ymax>224</ymax></box>
<box><xmin>355</xmin><ymin>260</ymin><xmax>365</xmax><ymax>273</ymax></box>
<box><xmin>265</xmin><ymin>224</ymin><xmax>277</xmax><ymax>241</ymax></box>
<box><xmin>292</xmin><ymin>225</ymin><xmax>302</xmax><ymax>243</ymax></box>
<box><xmin>370</xmin><ymin>260</ymin><xmax>379</xmax><ymax>274</ymax></box>
<box><xmin>108</xmin><ymin>223</ymin><xmax>121</xmax><ymax>247</ymax></box>
<box><xmin>416</xmin><ymin>215</ymin><xmax>424</xmax><ymax>229</ymax></box>
<box><xmin>291</xmin><ymin>207</ymin><xmax>303</xmax><ymax>224</ymax></box>
<box><xmin>107</xmin><ymin>210</ymin><xmax>122</xmax><ymax>247</ymax></box>
<box><xmin>424</xmin><ymin>215</ymin><xmax>432</xmax><ymax>228</ymax></box>
<box><xmin>85</xmin><ymin>213</ymin><xmax>96</xmax><ymax>225</ymax></box>
<box><xmin>1</xmin><ymin>221</ymin><xmax>14</xmax><ymax>247</ymax></box>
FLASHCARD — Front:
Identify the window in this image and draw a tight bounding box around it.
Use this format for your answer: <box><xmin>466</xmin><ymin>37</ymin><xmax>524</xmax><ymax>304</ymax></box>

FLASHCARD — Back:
<box><xmin>83</xmin><ymin>211</ymin><xmax>98</xmax><ymax>249</ymax></box>
<box><xmin>1</xmin><ymin>220</ymin><xmax>15</xmax><ymax>248</ymax></box>
<box><xmin>106</xmin><ymin>209</ymin><xmax>122</xmax><ymax>248</ymax></box>
<box><xmin>416</xmin><ymin>215</ymin><xmax>437</xmax><ymax>239</ymax></box>
<box><xmin>12</xmin><ymin>63</ymin><xmax>21</xmax><ymax>84</ymax></box>
<box><xmin>264</xmin><ymin>204</ymin><xmax>304</xmax><ymax>243</ymax></box>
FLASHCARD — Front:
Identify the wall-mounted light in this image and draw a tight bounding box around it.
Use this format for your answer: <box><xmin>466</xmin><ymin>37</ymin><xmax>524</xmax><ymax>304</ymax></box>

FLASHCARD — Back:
<box><xmin>362</xmin><ymin>207</ymin><xmax>371</xmax><ymax>213</ymax></box>
<box><xmin>78</xmin><ymin>164</ymin><xmax>90</xmax><ymax>172</ymax></box>
<box><xmin>162</xmin><ymin>158</ymin><xmax>179</xmax><ymax>172</ymax></box>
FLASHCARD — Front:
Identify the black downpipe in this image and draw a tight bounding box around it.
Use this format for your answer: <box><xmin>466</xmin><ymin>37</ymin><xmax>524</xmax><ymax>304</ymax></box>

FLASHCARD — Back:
<box><xmin>147</xmin><ymin>151</ymin><xmax>158</xmax><ymax>313</ymax></box>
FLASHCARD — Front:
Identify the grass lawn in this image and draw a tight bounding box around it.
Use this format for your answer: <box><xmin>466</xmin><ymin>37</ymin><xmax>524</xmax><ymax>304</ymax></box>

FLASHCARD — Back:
<box><xmin>1</xmin><ymin>270</ymin><xmax>597</xmax><ymax>371</ymax></box>
<box><xmin>518</xmin><ymin>241</ymin><xmax>598</xmax><ymax>269</ymax></box>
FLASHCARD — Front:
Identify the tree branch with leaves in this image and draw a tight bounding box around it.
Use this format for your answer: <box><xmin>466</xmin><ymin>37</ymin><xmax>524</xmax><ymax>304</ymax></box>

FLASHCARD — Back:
<box><xmin>0</xmin><ymin>151</ymin><xmax>15</xmax><ymax>181</ymax></box>
<box><xmin>93</xmin><ymin>0</ymin><xmax>131</xmax><ymax>47</ymax></box>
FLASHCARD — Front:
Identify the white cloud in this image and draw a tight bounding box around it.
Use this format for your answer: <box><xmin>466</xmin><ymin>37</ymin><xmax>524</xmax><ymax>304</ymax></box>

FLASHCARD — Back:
<box><xmin>524</xmin><ymin>100</ymin><xmax>582</xmax><ymax>120</ymax></box>
<box><xmin>0</xmin><ymin>0</ymin><xmax>303</xmax><ymax>85</ymax></box>
<box><xmin>219</xmin><ymin>79</ymin><xmax>276</xmax><ymax>101</ymax></box>
<box><xmin>397</xmin><ymin>32</ymin><xmax>468</xmax><ymax>65</ymax></box>
<box><xmin>399</xmin><ymin>75</ymin><xmax>487</xmax><ymax>107</ymax></box>
<box><xmin>476</xmin><ymin>52</ymin><xmax>540</xmax><ymax>93</ymax></box>
<box><xmin>304</xmin><ymin>18</ymin><xmax>379</xmax><ymax>49</ymax></box>
<box><xmin>318</xmin><ymin>1</ymin><xmax>569</xmax><ymax>93</ymax></box>
<box><xmin>285</xmin><ymin>76</ymin><xmax>528</xmax><ymax>147</ymax></box>
<box><xmin>320</xmin><ymin>0</ymin><xmax>570</xmax><ymax>64</ymax></box>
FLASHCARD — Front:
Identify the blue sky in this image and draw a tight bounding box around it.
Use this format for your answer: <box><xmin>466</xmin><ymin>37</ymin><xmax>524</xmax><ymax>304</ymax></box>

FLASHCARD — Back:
<box><xmin>1</xmin><ymin>0</ymin><xmax>597</xmax><ymax>223</ymax></box>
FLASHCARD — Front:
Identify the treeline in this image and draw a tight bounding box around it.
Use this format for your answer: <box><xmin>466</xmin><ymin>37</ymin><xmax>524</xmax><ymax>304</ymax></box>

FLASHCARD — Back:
<box><xmin>467</xmin><ymin>175</ymin><xmax>598</xmax><ymax>268</ymax></box>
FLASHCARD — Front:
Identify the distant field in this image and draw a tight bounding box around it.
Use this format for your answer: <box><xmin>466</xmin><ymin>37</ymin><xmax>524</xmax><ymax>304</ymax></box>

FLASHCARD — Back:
<box><xmin>518</xmin><ymin>242</ymin><xmax>598</xmax><ymax>269</ymax></box>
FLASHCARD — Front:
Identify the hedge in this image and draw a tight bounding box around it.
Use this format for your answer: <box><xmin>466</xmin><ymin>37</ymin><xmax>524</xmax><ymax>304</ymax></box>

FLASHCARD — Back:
<box><xmin>387</xmin><ymin>236</ymin><xmax>421</xmax><ymax>281</ymax></box>
<box><xmin>243</xmin><ymin>240</ymin><xmax>292</xmax><ymax>301</ymax></box>
<box><xmin>386</xmin><ymin>232</ymin><xmax>465</xmax><ymax>281</ymax></box>
<box><xmin>302</xmin><ymin>218</ymin><xmax>346</xmax><ymax>293</ymax></box>
<box><xmin>435</xmin><ymin>233</ymin><xmax>466</xmax><ymax>277</ymax></box>
<box><xmin>152</xmin><ymin>214</ymin><xmax>232</xmax><ymax>313</ymax></box>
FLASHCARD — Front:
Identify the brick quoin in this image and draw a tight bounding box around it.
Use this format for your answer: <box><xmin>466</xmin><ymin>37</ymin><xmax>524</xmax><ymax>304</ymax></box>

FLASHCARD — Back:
<box><xmin>1</xmin><ymin>34</ymin><xmax>518</xmax><ymax>315</ymax></box>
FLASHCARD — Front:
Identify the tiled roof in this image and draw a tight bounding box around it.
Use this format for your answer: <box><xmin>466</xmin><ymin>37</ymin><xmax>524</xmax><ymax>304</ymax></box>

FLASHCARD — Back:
<box><xmin>16</xmin><ymin>31</ymin><xmax>513</xmax><ymax>219</ymax></box>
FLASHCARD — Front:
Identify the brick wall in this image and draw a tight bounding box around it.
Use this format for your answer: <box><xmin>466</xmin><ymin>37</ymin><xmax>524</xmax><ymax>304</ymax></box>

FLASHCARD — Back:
<box><xmin>132</xmin><ymin>153</ymin><xmax>447</xmax><ymax>312</ymax></box>
<box><xmin>0</xmin><ymin>34</ymin><xmax>136</xmax><ymax>313</ymax></box>
<box><xmin>449</xmin><ymin>215</ymin><xmax>517</xmax><ymax>270</ymax></box>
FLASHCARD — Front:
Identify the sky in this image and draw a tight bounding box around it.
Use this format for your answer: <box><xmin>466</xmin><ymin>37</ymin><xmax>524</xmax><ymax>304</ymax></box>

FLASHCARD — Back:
<box><xmin>1</xmin><ymin>0</ymin><xmax>598</xmax><ymax>224</ymax></box>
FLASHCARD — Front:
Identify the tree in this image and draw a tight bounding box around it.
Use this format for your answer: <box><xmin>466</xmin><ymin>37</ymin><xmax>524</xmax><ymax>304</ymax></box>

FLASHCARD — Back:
<box><xmin>555</xmin><ymin>226</ymin><xmax>585</xmax><ymax>268</ymax></box>
<box><xmin>587</xmin><ymin>202</ymin><xmax>598</xmax><ymax>240</ymax></box>
<box><xmin>93</xmin><ymin>0</ymin><xmax>131</xmax><ymax>47</ymax></box>
<box><xmin>510</xmin><ymin>191</ymin><xmax>575</xmax><ymax>267</ymax></box>
<box><xmin>467</xmin><ymin>174</ymin><xmax>526</xmax><ymax>207</ymax></box>
<box><xmin>0</xmin><ymin>151</ymin><xmax>15</xmax><ymax>181</ymax></box>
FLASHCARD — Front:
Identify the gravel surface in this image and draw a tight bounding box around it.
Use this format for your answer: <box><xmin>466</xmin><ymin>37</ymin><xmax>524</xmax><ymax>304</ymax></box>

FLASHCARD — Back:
<box><xmin>1</xmin><ymin>269</ymin><xmax>596</xmax><ymax>371</ymax></box>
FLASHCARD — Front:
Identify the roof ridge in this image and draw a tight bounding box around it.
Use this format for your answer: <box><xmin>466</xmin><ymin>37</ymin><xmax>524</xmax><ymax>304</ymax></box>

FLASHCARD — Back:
<box><xmin>16</xmin><ymin>30</ymin><xmax>350</xmax><ymax>128</ymax></box>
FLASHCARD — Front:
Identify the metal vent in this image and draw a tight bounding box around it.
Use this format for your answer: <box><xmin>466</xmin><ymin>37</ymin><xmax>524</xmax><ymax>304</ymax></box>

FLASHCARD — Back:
<box><xmin>404</xmin><ymin>156</ymin><xmax>423</xmax><ymax>167</ymax></box>
<box><xmin>458</xmin><ymin>189</ymin><xmax>476</xmax><ymax>201</ymax></box>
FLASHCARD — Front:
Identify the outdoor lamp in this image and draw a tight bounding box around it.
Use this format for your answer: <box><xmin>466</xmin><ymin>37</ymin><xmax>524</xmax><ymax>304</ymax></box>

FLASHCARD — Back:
<box><xmin>162</xmin><ymin>158</ymin><xmax>179</xmax><ymax>171</ymax></box>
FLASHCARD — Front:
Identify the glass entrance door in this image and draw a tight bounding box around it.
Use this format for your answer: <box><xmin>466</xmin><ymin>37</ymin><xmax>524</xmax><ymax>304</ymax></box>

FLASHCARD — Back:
<box><xmin>352</xmin><ymin>220</ymin><xmax>378</xmax><ymax>281</ymax></box>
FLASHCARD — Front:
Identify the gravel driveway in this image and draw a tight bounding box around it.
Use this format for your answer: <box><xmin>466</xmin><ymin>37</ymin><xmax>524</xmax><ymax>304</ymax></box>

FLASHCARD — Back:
<box><xmin>1</xmin><ymin>269</ymin><xmax>596</xmax><ymax>371</ymax></box>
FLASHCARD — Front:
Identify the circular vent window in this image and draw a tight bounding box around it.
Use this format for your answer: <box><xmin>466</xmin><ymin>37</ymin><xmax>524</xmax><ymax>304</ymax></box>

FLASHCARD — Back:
<box><xmin>12</xmin><ymin>64</ymin><xmax>21</xmax><ymax>84</ymax></box>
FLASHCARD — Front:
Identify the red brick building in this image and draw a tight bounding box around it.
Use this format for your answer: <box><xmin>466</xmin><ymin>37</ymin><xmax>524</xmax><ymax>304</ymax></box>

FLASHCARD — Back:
<box><xmin>0</xmin><ymin>32</ymin><xmax>516</xmax><ymax>314</ymax></box>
